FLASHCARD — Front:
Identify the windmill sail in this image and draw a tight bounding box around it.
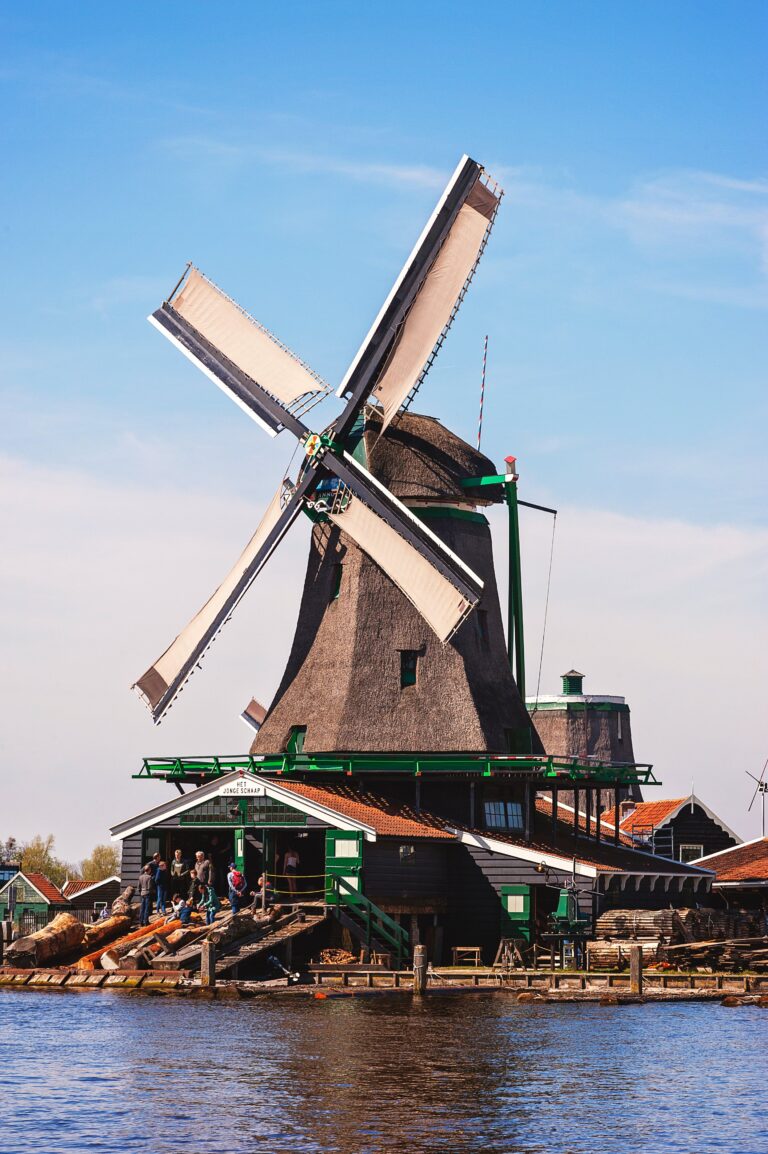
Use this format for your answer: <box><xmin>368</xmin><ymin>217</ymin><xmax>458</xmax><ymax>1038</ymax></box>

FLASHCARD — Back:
<box><xmin>149</xmin><ymin>267</ymin><xmax>328</xmax><ymax>437</ymax></box>
<box><xmin>133</xmin><ymin>478</ymin><xmax>303</xmax><ymax>721</ymax></box>
<box><xmin>328</xmin><ymin>495</ymin><xmax>474</xmax><ymax>642</ymax></box>
<box><xmin>372</xmin><ymin>179</ymin><xmax>499</xmax><ymax>431</ymax></box>
<box><xmin>336</xmin><ymin>156</ymin><xmax>501</xmax><ymax>437</ymax></box>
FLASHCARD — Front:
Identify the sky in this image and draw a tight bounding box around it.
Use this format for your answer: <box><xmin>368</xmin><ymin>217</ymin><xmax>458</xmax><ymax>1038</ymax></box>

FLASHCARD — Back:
<box><xmin>0</xmin><ymin>2</ymin><xmax>766</xmax><ymax>860</ymax></box>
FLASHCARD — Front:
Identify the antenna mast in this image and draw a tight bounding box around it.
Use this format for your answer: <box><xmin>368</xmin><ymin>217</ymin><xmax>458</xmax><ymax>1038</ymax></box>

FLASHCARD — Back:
<box><xmin>476</xmin><ymin>334</ymin><xmax>488</xmax><ymax>450</ymax></box>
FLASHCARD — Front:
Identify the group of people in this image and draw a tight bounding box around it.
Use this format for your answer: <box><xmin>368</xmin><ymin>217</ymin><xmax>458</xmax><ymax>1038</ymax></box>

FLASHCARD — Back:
<box><xmin>136</xmin><ymin>848</ymin><xmax>280</xmax><ymax>928</ymax></box>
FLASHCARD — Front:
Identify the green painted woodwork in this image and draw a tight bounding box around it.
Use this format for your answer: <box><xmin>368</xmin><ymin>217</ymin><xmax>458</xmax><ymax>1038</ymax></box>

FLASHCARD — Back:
<box><xmin>328</xmin><ymin>873</ymin><xmax>410</xmax><ymax>967</ymax></box>
<box><xmin>505</xmin><ymin>475</ymin><xmax>526</xmax><ymax>702</ymax></box>
<box><xmin>500</xmin><ymin>884</ymin><xmax>532</xmax><ymax>943</ymax></box>
<box><xmin>325</xmin><ymin>830</ymin><xmax>363</xmax><ymax>902</ymax></box>
<box><xmin>551</xmin><ymin>888</ymin><xmax>590</xmax><ymax>933</ymax></box>
<box><xmin>400</xmin><ymin>650</ymin><xmax>418</xmax><ymax>688</ymax></box>
<box><xmin>234</xmin><ymin>828</ymin><xmax>245</xmax><ymax>873</ymax></box>
<box><xmin>179</xmin><ymin>795</ymin><xmax>307</xmax><ymax>827</ymax></box>
<box><xmin>460</xmin><ymin>473</ymin><xmax>508</xmax><ymax>488</ymax></box>
<box><xmin>287</xmin><ymin>726</ymin><xmax>307</xmax><ymax>754</ymax></box>
<box><xmin>562</xmin><ymin>672</ymin><xmax>584</xmax><ymax>695</ymax></box>
<box><xmin>136</xmin><ymin>752</ymin><xmax>658</xmax><ymax>787</ymax></box>
<box><xmin>411</xmin><ymin>506</ymin><xmax>488</xmax><ymax>524</ymax></box>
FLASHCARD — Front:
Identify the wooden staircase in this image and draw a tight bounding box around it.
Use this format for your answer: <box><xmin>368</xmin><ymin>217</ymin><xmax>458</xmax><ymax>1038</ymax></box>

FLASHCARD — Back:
<box><xmin>215</xmin><ymin>911</ymin><xmax>326</xmax><ymax>976</ymax></box>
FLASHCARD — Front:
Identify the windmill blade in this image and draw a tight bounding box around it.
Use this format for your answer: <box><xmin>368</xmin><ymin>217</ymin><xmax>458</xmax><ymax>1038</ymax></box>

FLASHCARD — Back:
<box><xmin>149</xmin><ymin>266</ymin><xmax>327</xmax><ymax>439</ymax></box>
<box><xmin>133</xmin><ymin>473</ymin><xmax>310</xmax><ymax>722</ymax></box>
<box><xmin>747</xmin><ymin>759</ymin><xmax>768</xmax><ymax>811</ymax></box>
<box><xmin>321</xmin><ymin>450</ymin><xmax>483</xmax><ymax>642</ymax></box>
<box><xmin>335</xmin><ymin>155</ymin><xmax>502</xmax><ymax>440</ymax></box>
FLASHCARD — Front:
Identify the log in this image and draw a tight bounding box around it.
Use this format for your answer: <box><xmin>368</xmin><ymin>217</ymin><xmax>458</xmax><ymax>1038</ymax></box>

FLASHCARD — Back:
<box><xmin>5</xmin><ymin>912</ymin><xmax>85</xmax><ymax>968</ymax></box>
<box><xmin>207</xmin><ymin>912</ymin><xmax>257</xmax><ymax>948</ymax></box>
<box><xmin>587</xmin><ymin>940</ymin><xmax>659</xmax><ymax>970</ymax></box>
<box><xmin>82</xmin><ymin>915</ymin><xmax>131</xmax><ymax>953</ymax></box>
<box><xmin>76</xmin><ymin>916</ymin><xmax>201</xmax><ymax>970</ymax></box>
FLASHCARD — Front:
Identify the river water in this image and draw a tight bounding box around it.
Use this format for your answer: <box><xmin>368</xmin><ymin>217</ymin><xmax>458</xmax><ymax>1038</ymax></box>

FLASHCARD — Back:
<box><xmin>0</xmin><ymin>990</ymin><xmax>764</xmax><ymax>1153</ymax></box>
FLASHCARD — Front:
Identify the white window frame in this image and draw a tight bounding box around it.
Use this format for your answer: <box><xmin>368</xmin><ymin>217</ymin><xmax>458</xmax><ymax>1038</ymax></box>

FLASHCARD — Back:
<box><xmin>679</xmin><ymin>844</ymin><xmax>704</xmax><ymax>863</ymax></box>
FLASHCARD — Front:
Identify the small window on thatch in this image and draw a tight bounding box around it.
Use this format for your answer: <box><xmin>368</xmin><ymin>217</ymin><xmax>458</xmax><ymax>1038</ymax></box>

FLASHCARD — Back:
<box><xmin>400</xmin><ymin>650</ymin><xmax>418</xmax><ymax>688</ymax></box>
<box><xmin>330</xmin><ymin>563</ymin><xmax>343</xmax><ymax>601</ymax></box>
<box><xmin>287</xmin><ymin>725</ymin><xmax>307</xmax><ymax>754</ymax></box>
<box><xmin>476</xmin><ymin>609</ymin><xmax>489</xmax><ymax>647</ymax></box>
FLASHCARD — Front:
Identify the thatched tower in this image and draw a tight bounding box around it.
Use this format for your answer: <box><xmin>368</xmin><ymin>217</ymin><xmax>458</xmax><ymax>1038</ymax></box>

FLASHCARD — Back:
<box><xmin>252</xmin><ymin>410</ymin><xmax>539</xmax><ymax>755</ymax></box>
<box><xmin>528</xmin><ymin>670</ymin><xmax>642</xmax><ymax>804</ymax></box>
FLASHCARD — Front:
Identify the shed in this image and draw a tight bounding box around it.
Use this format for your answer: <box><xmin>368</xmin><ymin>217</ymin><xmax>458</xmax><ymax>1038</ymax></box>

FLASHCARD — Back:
<box><xmin>0</xmin><ymin>871</ymin><xmax>69</xmax><ymax>930</ymax></box>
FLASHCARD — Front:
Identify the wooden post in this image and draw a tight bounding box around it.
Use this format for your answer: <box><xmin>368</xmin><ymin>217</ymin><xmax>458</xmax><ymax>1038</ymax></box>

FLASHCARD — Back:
<box><xmin>413</xmin><ymin>943</ymin><xmax>427</xmax><ymax>995</ymax></box>
<box><xmin>614</xmin><ymin>785</ymin><xmax>620</xmax><ymax>845</ymax></box>
<box><xmin>200</xmin><ymin>940</ymin><xmax>216</xmax><ymax>988</ymax></box>
<box><xmin>629</xmin><ymin>944</ymin><xmax>643</xmax><ymax>996</ymax></box>
<box><xmin>573</xmin><ymin>788</ymin><xmax>579</xmax><ymax>840</ymax></box>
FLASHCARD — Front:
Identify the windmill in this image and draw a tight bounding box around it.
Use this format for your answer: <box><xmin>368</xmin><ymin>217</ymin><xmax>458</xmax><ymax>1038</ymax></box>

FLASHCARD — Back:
<box><xmin>134</xmin><ymin>155</ymin><xmax>536</xmax><ymax>754</ymax></box>
<box><xmin>746</xmin><ymin>759</ymin><xmax>768</xmax><ymax>837</ymax></box>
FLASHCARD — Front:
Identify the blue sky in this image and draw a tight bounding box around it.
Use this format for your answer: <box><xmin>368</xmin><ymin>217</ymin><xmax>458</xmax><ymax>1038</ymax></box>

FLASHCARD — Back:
<box><xmin>1</xmin><ymin>3</ymin><xmax>766</xmax><ymax>857</ymax></box>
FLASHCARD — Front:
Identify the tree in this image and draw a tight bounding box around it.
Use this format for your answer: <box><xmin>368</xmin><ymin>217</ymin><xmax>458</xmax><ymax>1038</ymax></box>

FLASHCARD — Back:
<box><xmin>79</xmin><ymin>844</ymin><xmax>120</xmax><ymax>882</ymax></box>
<box><xmin>19</xmin><ymin>834</ymin><xmax>78</xmax><ymax>888</ymax></box>
<box><xmin>0</xmin><ymin>836</ymin><xmax>21</xmax><ymax>864</ymax></box>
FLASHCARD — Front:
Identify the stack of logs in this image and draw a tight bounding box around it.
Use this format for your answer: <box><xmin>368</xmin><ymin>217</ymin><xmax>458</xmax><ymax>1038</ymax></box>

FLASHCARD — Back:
<box><xmin>587</xmin><ymin>907</ymin><xmax>768</xmax><ymax>971</ymax></box>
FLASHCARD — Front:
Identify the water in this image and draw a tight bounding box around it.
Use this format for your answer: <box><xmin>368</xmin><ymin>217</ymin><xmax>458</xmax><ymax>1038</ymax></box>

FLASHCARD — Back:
<box><xmin>0</xmin><ymin>990</ymin><xmax>764</xmax><ymax>1154</ymax></box>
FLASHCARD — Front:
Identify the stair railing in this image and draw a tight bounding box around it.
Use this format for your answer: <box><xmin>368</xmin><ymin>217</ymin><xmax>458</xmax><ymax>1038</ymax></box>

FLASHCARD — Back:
<box><xmin>329</xmin><ymin>875</ymin><xmax>410</xmax><ymax>968</ymax></box>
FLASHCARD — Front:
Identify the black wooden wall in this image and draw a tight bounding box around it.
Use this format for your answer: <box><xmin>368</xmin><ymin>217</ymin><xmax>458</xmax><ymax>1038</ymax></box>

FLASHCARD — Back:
<box><xmin>668</xmin><ymin>805</ymin><xmax>736</xmax><ymax>858</ymax></box>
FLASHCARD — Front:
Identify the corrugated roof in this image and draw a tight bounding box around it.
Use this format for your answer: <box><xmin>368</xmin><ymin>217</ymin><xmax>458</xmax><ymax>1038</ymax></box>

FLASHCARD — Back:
<box><xmin>24</xmin><ymin>872</ymin><xmax>68</xmax><ymax>903</ymax></box>
<box><xmin>277</xmin><ymin>780</ymin><xmax>455</xmax><ymax>840</ymax></box>
<box><xmin>696</xmin><ymin>838</ymin><xmax>768</xmax><ymax>883</ymax></box>
<box><xmin>602</xmin><ymin>798</ymin><xmax>687</xmax><ymax>833</ymax></box>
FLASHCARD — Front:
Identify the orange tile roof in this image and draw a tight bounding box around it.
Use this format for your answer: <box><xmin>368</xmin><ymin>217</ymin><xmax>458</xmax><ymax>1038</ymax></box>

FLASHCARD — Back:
<box><xmin>277</xmin><ymin>780</ymin><xmax>455</xmax><ymax>840</ymax></box>
<box><xmin>602</xmin><ymin>798</ymin><xmax>687</xmax><ymax>834</ymax></box>
<box><xmin>25</xmin><ymin>872</ymin><xmax>68</xmax><ymax>903</ymax></box>
<box><xmin>699</xmin><ymin>838</ymin><xmax>768</xmax><ymax>883</ymax></box>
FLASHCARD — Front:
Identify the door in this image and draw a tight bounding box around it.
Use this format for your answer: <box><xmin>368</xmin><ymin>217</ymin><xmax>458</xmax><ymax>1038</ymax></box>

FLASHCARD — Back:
<box><xmin>500</xmin><ymin>884</ymin><xmax>532</xmax><ymax>943</ymax></box>
<box><xmin>325</xmin><ymin>831</ymin><xmax>363</xmax><ymax>903</ymax></box>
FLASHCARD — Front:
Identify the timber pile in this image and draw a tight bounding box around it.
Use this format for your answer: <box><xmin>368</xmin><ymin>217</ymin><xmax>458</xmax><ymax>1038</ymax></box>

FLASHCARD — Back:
<box><xmin>319</xmin><ymin>948</ymin><xmax>358</xmax><ymax>965</ymax></box>
<box><xmin>587</xmin><ymin>940</ymin><xmax>660</xmax><ymax>970</ymax></box>
<box><xmin>595</xmin><ymin>908</ymin><xmax>761</xmax><ymax>945</ymax></box>
<box><xmin>5</xmin><ymin>913</ymin><xmax>85</xmax><ymax>968</ymax></box>
<box><xmin>659</xmin><ymin>937</ymin><xmax>768</xmax><ymax>972</ymax></box>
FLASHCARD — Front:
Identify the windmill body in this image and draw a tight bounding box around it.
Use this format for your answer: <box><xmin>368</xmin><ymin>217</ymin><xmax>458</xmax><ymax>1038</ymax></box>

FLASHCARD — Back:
<box><xmin>252</xmin><ymin>409</ymin><xmax>537</xmax><ymax>756</ymax></box>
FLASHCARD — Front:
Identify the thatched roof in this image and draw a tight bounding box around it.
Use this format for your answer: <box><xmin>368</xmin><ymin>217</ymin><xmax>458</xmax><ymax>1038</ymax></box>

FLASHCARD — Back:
<box><xmin>363</xmin><ymin>408</ymin><xmax>502</xmax><ymax>503</ymax></box>
<box><xmin>252</xmin><ymin>410</ymin><xmax>537</xmax><ymax>756</ymax></box>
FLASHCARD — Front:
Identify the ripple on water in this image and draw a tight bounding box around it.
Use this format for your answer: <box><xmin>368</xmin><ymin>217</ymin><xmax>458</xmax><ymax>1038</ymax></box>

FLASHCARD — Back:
<box><xmin>0</xmin><ymin>993</ymin><xmax>764</xmax><ymax>1153</ymax></box>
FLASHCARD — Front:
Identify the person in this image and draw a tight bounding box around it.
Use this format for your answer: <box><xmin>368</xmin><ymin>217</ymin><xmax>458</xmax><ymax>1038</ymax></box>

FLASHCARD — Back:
<box><xmin>199</xmin><ymin>883</ymin><xmax>220</xmax><ymax>926</ymax></box>
<box><xmin>137</xmin><ymin>865</ymin><xmax>155</xmax><ymax>927</ymax></box>
<box><xmin>249</xmin><ymin>874</ymin><xmax>275</xmax><ymax>912</ymax></box>
<box><xmin>193</xmin><ymin>850</ymin><xmax>211</xmax><ymax>887</ymax></box>
<box><xmin>282</xmin><ymin>847</ymin><xmax>300</xmax><ymax>899</ymax></box>
<box><xmin>97</xmin><ymin>905</ymin><xmax>110</xmax><ymax>922</ymax></box>
<box><xmin>187</xmin><ymin>869</ymin><xmax>202</xmax><ymax>910</ymax></box>
<box><xmin>148</xmin><ymin>852</ymin><xmax>161</xmax><ymax>880</ymax></box>
<box><xmin>167</xmin><ymin>896</ymin><xmax>191</xmax><ymax>926</ymax></box>
<box><xmin>155</xmin><ymin>860</ymin><xmax>170</xmax><ymax>916</ymax></box>
<box><xmin>170</xmin><ymin>849</ymin><xmax>188</xmax><ymax>897</ymax></box>
<box><xmin>227</xmin><ymin>863</ymin><xmax>247</xmax><ymax>915</ymax></box>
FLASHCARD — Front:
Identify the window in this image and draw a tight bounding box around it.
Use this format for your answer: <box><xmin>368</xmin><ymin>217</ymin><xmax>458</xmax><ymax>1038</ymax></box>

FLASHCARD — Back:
<box><xmin>94</xmin><ymin>902</ymin><xmax>107</xmax><ymax>913</ymax></box>
<box><xmin>399</xmin><ymin>844</ymin><xmax>415</xmax><ymax>864</ymax></box>
<box><xmin>287</xmin><ymin>725</ymin><xmax>307</xmax><ymax>754</ymax></box>
<box><xmin>505</xmin><ymin>894</ymin><xmax>525</xmax><ymax>913</ymax></box>
<box><xmin>400</xmin><ymin>650</ymin><xmax>418</xmax><ymax>688</ymax></box>
<box><xmin>679</xmin><ymin>844</ymin><xmax>704</xmax><ymax>863</ymax></box>
<box><xmin>476</xmin><ymin>609</ymin><xmax>489</xmax><ymax>647</ymax></box>
<box><xmin>484</xmin><ymin>801</ymin><xmax>524</xmax><ymax>831</ymax></box>
<box><xmin>330</xmin><ymin>563</ymin><xmax>343</xmax><ymax>601</ymax></box>
<box><xmin>332</xmin><ymin>838</ymin><xmax>359</xmax><ymax>858</ymax></box>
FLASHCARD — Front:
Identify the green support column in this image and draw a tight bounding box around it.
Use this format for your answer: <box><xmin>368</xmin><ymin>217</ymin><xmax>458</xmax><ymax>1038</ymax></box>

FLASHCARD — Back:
<box><xmin>504</xmin><ymin>457</ymin><xmax>526</xmax><ymax>701</ymax></box>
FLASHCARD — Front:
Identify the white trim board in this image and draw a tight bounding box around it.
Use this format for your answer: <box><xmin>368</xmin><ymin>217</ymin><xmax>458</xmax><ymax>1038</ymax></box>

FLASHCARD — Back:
<box><xmin>110</xmin><ymin>771</ymin><xmax>378</xmax><ymax>843</ymax></box>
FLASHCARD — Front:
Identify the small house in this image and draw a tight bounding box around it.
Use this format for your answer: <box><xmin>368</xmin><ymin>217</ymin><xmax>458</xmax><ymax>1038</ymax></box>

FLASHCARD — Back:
<box><xmin>601</xmin><ymin>794</ymin><xmax>740</xmax><ymax>862</ymax></box>
<box><xmin>0</xmin><ymin>871</ymin><xmax>69</xmax><ymax>931</ymax></box>
<box><xmin>62</xmin><ymin>876</ymin><xmax>121</xmax><ymax>917</ymax></box>
<box><xmin>693</xmin><ymin>838</ymin><xmax>768</xmax><ymax>914</ymax></box>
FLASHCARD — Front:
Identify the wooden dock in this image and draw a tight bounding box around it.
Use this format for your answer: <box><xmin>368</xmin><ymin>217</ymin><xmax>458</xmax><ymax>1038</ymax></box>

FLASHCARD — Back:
<box><xmin>2</xmin><ymin>963</ymin><xmax>768</xmax><ymax>1003</ymax></box>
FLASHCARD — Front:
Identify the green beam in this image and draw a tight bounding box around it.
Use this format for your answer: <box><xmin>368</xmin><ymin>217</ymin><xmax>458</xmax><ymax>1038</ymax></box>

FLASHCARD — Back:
<box><xmin>505</xmin><ymin>470</ymin><xmax>526</xmax><ymax>701</ymax></box>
